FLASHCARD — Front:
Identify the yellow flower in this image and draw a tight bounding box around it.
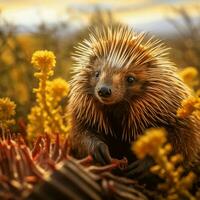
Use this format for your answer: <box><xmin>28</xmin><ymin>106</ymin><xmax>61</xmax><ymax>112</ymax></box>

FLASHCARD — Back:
<box><xmin>48</xmin><ymin>78</ymin><xmax>69</xmax><ymax>101</ymax></box>
<box><xmin>179</xmin><ymin>67</ymin><xmax>199</xmax><ymax>88</ymax></box>
<box><xmin>0</xmin><ymin>98</ymin><xmax>16</xmax><ymax>120</ymax></box>
<box><xmin>177</xmin><ymin>96</ymin><xmax>200</xmax><ymax>118</ymax></box>
<box><xmin>132</xmin><ymin>127</ymin><xmax>197</xmax><ymax>199</ymax></box>
<box><xmin>31</xmin><ymin>50</ymin><xmax>56</xmax><ymax>71</ymax></box>
<box><xmin>27</xmin><ymin>106</ymin><xmax>44</xmax><ymax>138</ymax></box>
<box><xmin>0</xmin><ymin>98</ymin><xmax>16</xmax><ymax>138</ymax></box>
<box><xmin>28</xmin><ymin>50</ymin><xmax>70</xmax><ymax>140</ymax></box>
<box><xmin>179</xmin><ymin>172</ymin><xmax>196</xmax><ymax>189</ymax></box>
<box><xmin>132</xmin><ymin>128</ymin><xmax>166</xmax><ymax>159</ymax></box>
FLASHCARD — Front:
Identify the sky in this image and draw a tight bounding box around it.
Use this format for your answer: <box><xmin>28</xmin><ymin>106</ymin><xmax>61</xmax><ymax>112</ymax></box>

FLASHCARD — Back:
<box><xmin>0</xmin><ymin>0</ymin><xmax>199</xmax><ymax>35</ymax></box>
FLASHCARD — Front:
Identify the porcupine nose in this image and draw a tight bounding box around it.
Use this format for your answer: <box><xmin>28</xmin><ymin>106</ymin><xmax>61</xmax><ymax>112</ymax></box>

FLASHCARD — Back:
<box><xmin>98</xmin><ymin>86</ymin><xmax>112</xmax><ymax>97</ymax></box>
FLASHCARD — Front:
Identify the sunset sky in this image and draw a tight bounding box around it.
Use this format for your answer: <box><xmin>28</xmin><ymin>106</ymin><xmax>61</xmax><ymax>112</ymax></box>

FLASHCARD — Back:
<box><xmin>0</xmin><ymin>0</ymin><xmax>199</xmax><ymax>35</ymax></box>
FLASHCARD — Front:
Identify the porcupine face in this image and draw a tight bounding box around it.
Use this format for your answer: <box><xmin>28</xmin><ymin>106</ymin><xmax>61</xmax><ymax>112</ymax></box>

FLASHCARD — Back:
<box><xmin>89</xmin><ymin>57</ymin><xmax>149</xmax><ymax>105</ymax></box>
<box><xmin>73</xmin><ymin>25</ymin><xmax>154</xmax><ymax>106</ymax></box>
<box><xmin>72</xmin><ymin>24</ymin><xmax>175</xmax><ymax>107</ymax></box>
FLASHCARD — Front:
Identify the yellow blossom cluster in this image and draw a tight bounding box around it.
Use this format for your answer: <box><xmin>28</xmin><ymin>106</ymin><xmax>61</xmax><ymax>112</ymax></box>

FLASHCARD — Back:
<box><xmin>31</xmin><ymin>50</ymin><xmax>56</xmax><ymax>72</ymax></box>
<box><xmin>179</xmin><ymin>67</ymin><xmax>199</xmax><ymax>88</ymax></box>
<box><xmin>133</xmin><ymin>128</ymin><xmax>197</xmax><ymax>200</ymax></box>
<box><xmin>47</xmin><ymin>78</ymin><xmax>69</xmax><ymax>102</ymax></box>
<box><xmin>0</xmin><ymin>98</ymin><xmax>16</xmax><ymax>120</ymax></box>
<box><xmin>27</xmin><ymin>50</ymin><xmax>70</xmax><ymax>140</ymax></box>
<box><xmin>0</xmin><ymin>97</ymin><xmax>16</xmax><ymax>138</ymax></box>
<box><xmin>132</xmin><ymin>128</ymin><xmax>167</xmax><ymax>159</ymax></box>
<box><xmin>177</xmin><ymin>66</ymin><xmax>200</xmax><ymax>119</ymax></box>
<box><xmin>177</xmin><ymin>96</ymin><xmax>200</xmax><ymax>118</ymax></box>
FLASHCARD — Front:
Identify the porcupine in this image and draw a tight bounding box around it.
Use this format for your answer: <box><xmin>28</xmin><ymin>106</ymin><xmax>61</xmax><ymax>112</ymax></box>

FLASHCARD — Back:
<box><xmin>68</xmin><ymin>24</ymin><xmax>200</xmax><ymax>177</ymax></box>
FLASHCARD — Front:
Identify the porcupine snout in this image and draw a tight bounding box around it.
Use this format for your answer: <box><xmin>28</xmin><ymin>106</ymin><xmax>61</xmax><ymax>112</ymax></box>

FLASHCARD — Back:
<box><xmin>98</xmin><ymin>86</ymin><xmax>112</xmax><ymax>97</ymax></box>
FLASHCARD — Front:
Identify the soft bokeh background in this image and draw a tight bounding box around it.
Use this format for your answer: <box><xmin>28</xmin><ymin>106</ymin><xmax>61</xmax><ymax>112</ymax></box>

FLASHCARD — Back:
<box><xmin>0</xmin><ymin>0</ymin><xmax>200</xmax><ymax>118</ymax></box>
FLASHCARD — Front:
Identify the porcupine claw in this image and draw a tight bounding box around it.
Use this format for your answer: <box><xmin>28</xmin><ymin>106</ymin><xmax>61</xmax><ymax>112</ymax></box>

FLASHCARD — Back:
<box><xmin>123</xmin><ymin>156</ymin><xmax>155</xmax><ymax>180</ymax></box>
<box><xmin>91</xmin><ymin>142</ymin><xmax>112</xmax><ymax>165</ymax></box>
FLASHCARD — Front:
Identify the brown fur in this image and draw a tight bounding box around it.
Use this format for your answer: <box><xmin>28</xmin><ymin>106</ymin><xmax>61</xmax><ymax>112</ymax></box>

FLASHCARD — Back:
<box><xmin>68</xmin><ymin>24</ymin><xmax>200</xmax><ymax>165</ymax></box>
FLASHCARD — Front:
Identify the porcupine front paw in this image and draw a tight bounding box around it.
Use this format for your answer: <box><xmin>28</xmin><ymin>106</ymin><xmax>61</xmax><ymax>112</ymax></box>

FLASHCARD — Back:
<box><xmin>91</xmin><ymin>142</ymin><xmax>112</xmax><ymax>165</ymax></box>
<box><xmin>124</xmin><ymin>156</ymin><xmax>155</xmax><ymax>179</ymax></box>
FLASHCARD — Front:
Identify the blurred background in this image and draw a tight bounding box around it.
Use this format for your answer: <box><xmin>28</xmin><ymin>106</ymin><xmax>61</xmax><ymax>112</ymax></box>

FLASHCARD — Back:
<box><xmin>0</xmin><ymin>0</ymin><xmax>200</xmax><ymax>118</ymax></box>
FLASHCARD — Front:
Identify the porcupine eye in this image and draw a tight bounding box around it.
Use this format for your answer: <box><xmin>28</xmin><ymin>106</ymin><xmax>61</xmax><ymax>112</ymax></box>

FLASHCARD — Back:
<box><xmin>95</xmin><ymin>71</ymin><xmax>100</xmax><ymax>78</ymax></box>
<box><xmin>126</xmin><ymin>76</ymin><xmax>136</xmax><ymax>84</ymax></box>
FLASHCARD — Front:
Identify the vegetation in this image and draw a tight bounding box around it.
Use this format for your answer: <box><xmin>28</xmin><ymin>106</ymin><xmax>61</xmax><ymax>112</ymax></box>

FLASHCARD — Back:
<box><xmin>0</xmin><ymin>6</ymin><xmax>199</xmax><ymax>200</ymax></box>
